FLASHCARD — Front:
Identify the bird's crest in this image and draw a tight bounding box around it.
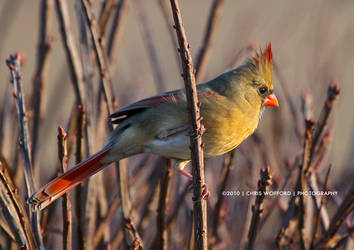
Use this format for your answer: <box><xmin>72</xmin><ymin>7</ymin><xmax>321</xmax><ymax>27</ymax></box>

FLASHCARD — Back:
<box><xmin>248</xmin><ymin>42</ymin><xmax>273</xmax><ymax>88</ymax></box>
<box><xmin>253</xmin><ymin>42</ymin><xmax>272</xmax><ymax>67</ymax></box>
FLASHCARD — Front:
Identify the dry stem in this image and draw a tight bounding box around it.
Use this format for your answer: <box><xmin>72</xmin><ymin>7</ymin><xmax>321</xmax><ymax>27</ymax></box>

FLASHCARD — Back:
<box><xmin>57</xmin><ymin>126</ymin><xmax>72</xmax><ymax>250</ymax></box>
<box><xmin>195</xmin><ymin>0</ymin><xmax>224</xmax><ymax>82</ymax></box>
<box><xmin>6</xmin><ymin>53</ymin><xmax>44</xmax><ymax>249</ymax></box>
<box><xmin>169</xmin><ymin>0</ymin><xmax>207</xmax><ymax>249</ymax></box>
<box><xmin>245</xmin><ymin>167</ymin><xmax>272</xmax><ymax>250</ymax></box>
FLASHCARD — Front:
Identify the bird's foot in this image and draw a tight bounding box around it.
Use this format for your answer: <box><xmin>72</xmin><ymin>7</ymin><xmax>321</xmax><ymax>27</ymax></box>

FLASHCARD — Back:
<box><xmin>192</xmin><ymin>184</ymin><xmax>210</xmax><ymax>203</ymax></box>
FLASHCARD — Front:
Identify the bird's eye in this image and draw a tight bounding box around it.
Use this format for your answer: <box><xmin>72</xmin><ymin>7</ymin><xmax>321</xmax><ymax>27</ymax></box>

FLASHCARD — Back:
<box><xmin>258</xmin><ymin>86</ymin><xmax>268</xmax><ymax>94</ymax></box>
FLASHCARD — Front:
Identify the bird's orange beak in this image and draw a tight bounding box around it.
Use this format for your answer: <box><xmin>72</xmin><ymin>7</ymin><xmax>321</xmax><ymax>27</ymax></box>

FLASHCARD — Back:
<box><xmin>264</xmin><ymin>93</ymin><xmax>279</xmax><ymax>107</ymax></box>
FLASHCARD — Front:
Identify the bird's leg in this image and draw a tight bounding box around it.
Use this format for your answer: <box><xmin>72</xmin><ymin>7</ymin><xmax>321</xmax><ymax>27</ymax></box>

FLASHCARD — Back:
<box><xmin>174</xmin><ymin>160</ymin><xmax>192</xmax><ymax>179</ymax></box>
<box><xmin>174</xmin><ymin>160</ymin><xmax>210</xmax><ymax>201</ymax></box>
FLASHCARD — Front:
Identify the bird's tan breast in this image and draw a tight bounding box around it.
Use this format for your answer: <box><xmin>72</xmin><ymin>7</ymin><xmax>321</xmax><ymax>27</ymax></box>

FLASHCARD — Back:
<box><xmin>201</xmin><ymin>97</ymin><xmax>260</xmax><ymax>157</ymax></box>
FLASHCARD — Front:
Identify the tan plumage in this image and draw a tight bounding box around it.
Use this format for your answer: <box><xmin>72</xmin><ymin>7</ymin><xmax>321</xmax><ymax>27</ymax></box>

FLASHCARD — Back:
<box><xmin>29</xmin><ymin>43</ymin><xmax>278</xmax><ymax>210</ymax></box>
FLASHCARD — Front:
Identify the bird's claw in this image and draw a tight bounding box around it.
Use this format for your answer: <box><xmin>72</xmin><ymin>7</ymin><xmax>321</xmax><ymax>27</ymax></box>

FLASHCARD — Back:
<box><xmin>193</xmin><ymin>184</ymin><xmax>210</xmax><ymax>203</ymax></box>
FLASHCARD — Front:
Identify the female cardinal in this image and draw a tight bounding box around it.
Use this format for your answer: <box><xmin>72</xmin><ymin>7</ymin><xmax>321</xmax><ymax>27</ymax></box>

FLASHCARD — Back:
<box><xmin>29</xmin><ymin>43</ymin><xmax>278</xmax><ymax>210</ymax></box>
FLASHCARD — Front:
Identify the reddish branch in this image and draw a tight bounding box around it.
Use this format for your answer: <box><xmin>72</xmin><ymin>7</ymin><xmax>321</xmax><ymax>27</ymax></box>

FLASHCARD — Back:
<box><xmin>195</xmin><ymin>0</ymin><xmax>224</xmax><ymax>82</ymax></box>
<box><xmin>169</xmin><ymin>0</ymin><xmax>207</xmax><ymax>249</ymax></box>
<box><xmin>245</xmin><ymin>167</ymin><xmax>272</xmax><ymax>250</ymax></box>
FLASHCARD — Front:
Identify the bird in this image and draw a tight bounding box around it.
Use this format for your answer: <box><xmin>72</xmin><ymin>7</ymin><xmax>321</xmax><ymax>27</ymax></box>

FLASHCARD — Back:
<box><xmin>28</xmin><ymin>42</ymin><xmax>278</xmax><ymax>210</ymax></box>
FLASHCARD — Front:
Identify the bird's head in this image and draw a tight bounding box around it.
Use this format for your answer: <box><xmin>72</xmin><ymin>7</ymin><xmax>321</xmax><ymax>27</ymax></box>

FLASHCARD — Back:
<box><xmin>235</xmin><ymin>42</ymin><xmax>279</xmax><ymax>108</ymax></box>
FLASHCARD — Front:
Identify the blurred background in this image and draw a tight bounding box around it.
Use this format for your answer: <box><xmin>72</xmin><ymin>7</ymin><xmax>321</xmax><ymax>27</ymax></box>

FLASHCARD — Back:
<box><xmin>0</xmin><ymin>0</ymin><xmax>353</xmax><ymax>249</ymax></box>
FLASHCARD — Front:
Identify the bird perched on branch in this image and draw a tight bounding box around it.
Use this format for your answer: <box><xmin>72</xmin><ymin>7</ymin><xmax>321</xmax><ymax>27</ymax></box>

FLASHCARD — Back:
<box><xmin>29</xmin><ymin>42</ymin><xmax>278</xmax><ymax>210</ymax></box>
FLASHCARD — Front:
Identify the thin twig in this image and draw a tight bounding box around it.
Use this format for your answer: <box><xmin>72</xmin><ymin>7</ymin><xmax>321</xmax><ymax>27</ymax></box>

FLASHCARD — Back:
<box><xmin>81</xmin><ymin>0</ymin><xmax>114</xmax><ymax>115</ymax></box>
<box><xmin>98</xmin><ymin>0</ymin><xmax>115</xmax><ymax>35</ymax></box>
<box><xmin>194</xmin><ymin>0</ymin><xmax>224</xmax><ymax>82</ymax></box>
<box><xmin>315</xmin><ymin>187</ymin><xmax>354</xmax><ymax>249</ymax></box>
<box><xmin>57</xmin><ymin>126</ymin><xmax>72</xmax><ymax>250</ymax></box>
<box><xmin>55</xmin><ymin>0</ymin><xmax>86</xmax><ymax>105</ymax></box>
<box><xmin>154</xmin><ymin>160</ymin><xmax>172</xmax><ymax>250</ymax></box>
<box><xmin>227</xmin><ymin>43</ymin><xmax>258</xmax><ymax>70</ymax></box>
<box><xmin>80</xmin><ymin>1</ymin><xmax>143</xmax><ymax>248</ymax></box>
<box><xmin>30</xmin><ymin>0</ymin><xmax>53</xmax><ymax>170</ymax></box>
<box><xmin>157</xmin><ymin>0</ymin><xmax>181</xmax><ymax>71</ymax></box>
<box><xmin>136</xmin><ymin>0</ymin><xmax>167</xmax><ymax>92</ymax></box>
<box><xmin>310</xmin><ymin>165</ymin><xmax>331</xmax><ymax>250</ymax></box>
<box><xmin>167</xmin><ymin>181</ymin><xmax>190</xmax><ymax>227</ymax></box>
<box><xmin>93</xmin><ymin>195</ymin><xmax>121</xmax><ymax>248</ymax></box>
<box><xmin>273</xmin><ymin>62</ymin><xmax>302</xmax><ymax>141</ymax></box>
<box><xmin>311</xmin><ymin>80</ymin><xmax>340</xmax><ymax>156</ymax></box>
<box><xmin>245</xmin><ymin>167</ymin><xmax>272</xmax><ymax>250</ymax></box>
<box><xmin>169</xmin><ymin>1</ymin><xmax>207</xmax><ymax>249</ymax></box>
<box><xmin>6</xmin><ymin>54</ymin><xmax>44</xmax><ymax>249</ymax></box>
<box><xmin>297</xmin><ymin>119</ymin><xmax>316</xmax><ymax>250</ymax></box>
<box><xmin>210</xmin><ymin>149</ymin><xmax>235</xmax><ymax>247</ymax></box>
<box><xmin>107</xmin><ymin>0</ymin><xmax>130</xmax><ymax>64</ymax></box>
<box><xmin>0</xmin><ymin>161</ymin><xmax>35</xmax><ymax>249</ymax></box>
<box><xmin>75</xmin><ymin>105</ymin><xmax>86</xmax><ymax>250</ymax></box>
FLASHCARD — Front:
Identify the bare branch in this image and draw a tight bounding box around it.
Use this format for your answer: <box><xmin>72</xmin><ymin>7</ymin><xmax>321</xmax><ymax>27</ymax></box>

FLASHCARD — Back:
<box><xmin>55</xmin><ymin>0</ymin><xmax>86</xmax><ymax>105</ymax></box>
<box><xmin>6</xmin><ymin>53</ymin><xmax>44</xmax><ymax>249</ymax></box>
<box><xmin>57</xmin><ymin>126</ymin><xmax>72</xmax><ymax>250</ymax></box>
<box><xmin>0</xmin><ymin>161</ymin><xmax>35</xmax><ymax>249</ymax></box>
<box><xmin>245</xmin><ymin>167</ymin><xmax>272</xmax><ymax>250</ymax></box>
<box><xmin>31</xmin><ymin>0</ymin><xmax>53</xmax><ymax>168</ymax></box>
<box><xmin>169</xmin><ymin>0</ymin><xmax>207</xmax><ymax>249</ymax></box>
<box><xmin>195</xmin><ymin>0</ymin><xmax>224</xmax><ymax>82</ymax></box>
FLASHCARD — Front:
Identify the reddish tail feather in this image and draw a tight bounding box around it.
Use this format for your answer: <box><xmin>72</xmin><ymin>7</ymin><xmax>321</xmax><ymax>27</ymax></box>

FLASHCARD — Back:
<box><xmin>28</xmin><ymin>145</ymin><xmax>112</xmax><ymax>210</ymax></box>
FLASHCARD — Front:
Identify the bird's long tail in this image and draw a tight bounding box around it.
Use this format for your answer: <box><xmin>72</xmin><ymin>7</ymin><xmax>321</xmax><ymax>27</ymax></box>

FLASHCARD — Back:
<box><xmin>28</xmin><ymin>145</ymin><xmax>112</xmax><ymax>211</ymax></box>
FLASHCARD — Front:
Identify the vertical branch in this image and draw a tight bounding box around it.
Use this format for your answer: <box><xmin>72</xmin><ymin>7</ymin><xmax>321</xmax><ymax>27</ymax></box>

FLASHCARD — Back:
<box><xmin>273</xmin><ymin>62</ymin><xmax>302</xmax><ymax>141</ymax></box>
<box><xmin>6</xmin><ymin>54</ymin><xmax>44</xmax><ymax>249</ymax></box>
<box><xmin>55</xmin><ymin>0</ymin><xmax>86</xmax><ymax>105</ymax></box>
<box><xmin>297</xmin><ymin>119</ymin><xmax>316</xmax><ymax>250</ymax></box>
<box><xmin>245</xmin><ymin>167</ymin><xmax>272</xmax><ymax>250</ymax></box>
<box><xmin>107</xmin><ymin>0</ymin><xmax>130</xmax><ymax>64</ymax></box>
<box><xmin>80</xmin><ymin>1</ymin><xmax>143</xmax><ymax>248</ymax></box>
<box><xmin>57</xmin><ymin>127</ymin><xmax>72</xmax><ymax>250</ymax></box>
<box><xmin>155</xmin><ymin>160</ymin><xmax>172</xmax><ymax>250</ymax></box>
<box><xmin>210</xmin><ymin>149</ymin><xmax>235</xmax><ymax>247</ymax></box>
<box><xmin>311</xmin><ymin>81</ymin><xmax>340</xmax><ymax>154</ymax></box>
<box><xmin>80</xmin><ymin>0</ymin><xmax>114</xmax><ymax>115</ymax></box>
<box><xmin>169</xmin><ymin>1</ymin><xmax>207</xmax><ymax>249</ymax></box>
<box><xmin>136</xmin><ymin>0</ymin><xmax>167</xmax><ymax>92</ymax></box>
<box><xmin>31</xmin><ymin>0</ymin><xmax>53</xmax><ymax>169</ymax></box>
<box><xmin>157</xmin><ymin>0</ymin><xmax>181</xmax><ymax>71</ymax></box>
<box><xmin>194</xmin><ymin>0</ymin><xmax>224</xmax><ymax>82</ymax></box>
<box><xmin>75</xmin><ymin>104</ymin><xmax>86</xmax><ymax>250</ymax></box>
<box><xmin>310</xmin><ymin>165</ymin><xmax>331</xmax><ymax>250</ymax></box>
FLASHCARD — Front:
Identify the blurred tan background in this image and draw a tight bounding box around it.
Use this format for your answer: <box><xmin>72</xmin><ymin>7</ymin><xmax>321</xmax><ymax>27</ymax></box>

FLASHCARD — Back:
<box><xmin>0</xmin><ymin>0</ymin><xmax>353</xmax><ymax>182</ymax></box>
